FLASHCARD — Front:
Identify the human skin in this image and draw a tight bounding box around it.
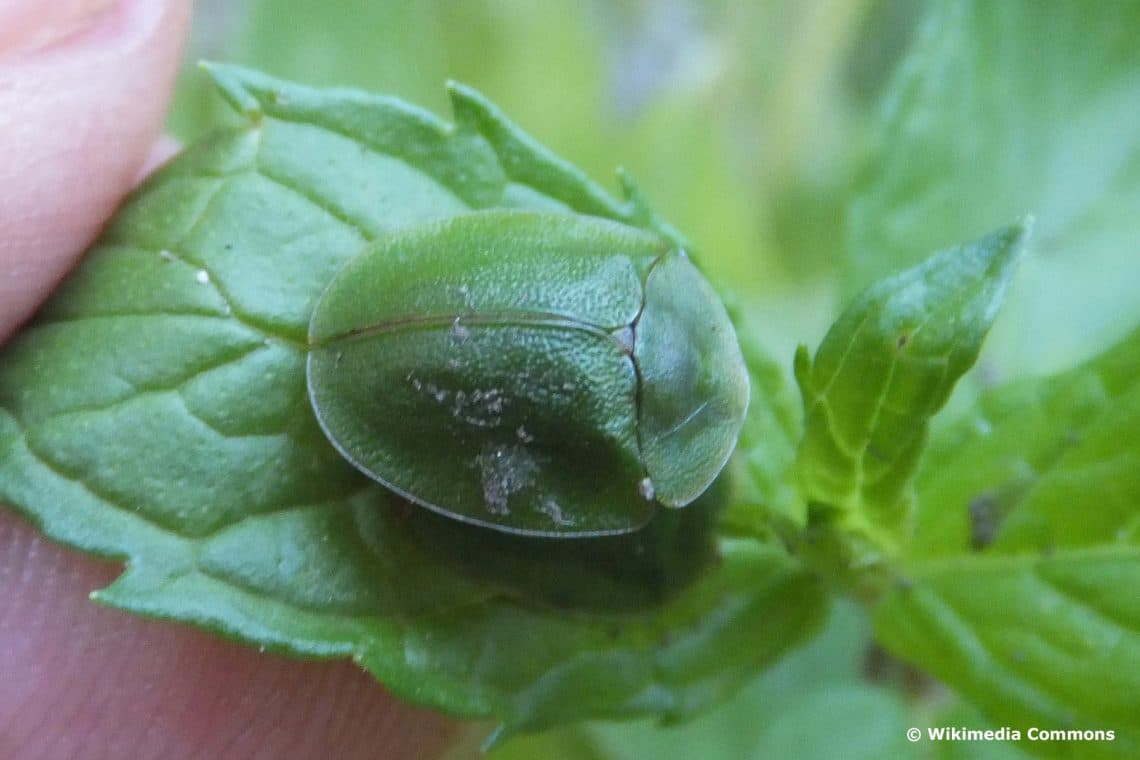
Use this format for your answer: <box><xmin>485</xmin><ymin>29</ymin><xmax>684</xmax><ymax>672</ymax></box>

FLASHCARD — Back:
<box><xmin>0</xmin><ymin>2</ymin><xmax>459</xmax><ymax>757</ymax></box>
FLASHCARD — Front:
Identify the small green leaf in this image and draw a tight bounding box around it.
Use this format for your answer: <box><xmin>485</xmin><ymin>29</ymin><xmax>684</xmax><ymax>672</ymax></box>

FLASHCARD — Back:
<box><xmin>914</xmin><ymin>326</ymin><xmax>1140</xmax><ymax>557</ymax></box>
<box><xmin>794</xmin><ymin>224</ymin><xmax>1027</xmax><ymax>558</ymax></box>
<box><xmin>0</xmin><ymin>65</ymin><xmax>824</xmax><ymax>736</ymax></box>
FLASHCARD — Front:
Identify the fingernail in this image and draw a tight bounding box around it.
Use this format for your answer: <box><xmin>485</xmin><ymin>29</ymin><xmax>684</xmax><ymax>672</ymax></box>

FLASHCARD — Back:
<box><xmin>0</xmin><ymin>0</ymin><xmax>117</xmax><ymax>59</ymax></box>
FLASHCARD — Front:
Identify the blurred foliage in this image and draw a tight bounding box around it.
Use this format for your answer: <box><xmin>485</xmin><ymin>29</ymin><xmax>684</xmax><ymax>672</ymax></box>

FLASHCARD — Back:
<box><xmin>850</xmin><ymin>1</ymin><xmax>1140</xmax><ymax>389</ymax></box>
<box><xmin>170</xmin><ymin>0</ymin><xmax>914</xmax><ymax>301</ymax></box>
<box><xmin>486</xmin><ymin>602</ymin><xmax>1029</xmax><ymax>760</ymax></box>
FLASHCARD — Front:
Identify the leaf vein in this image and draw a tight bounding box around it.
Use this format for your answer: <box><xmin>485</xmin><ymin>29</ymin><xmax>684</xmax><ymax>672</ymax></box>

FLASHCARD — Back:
<box><xmin>253</xmin><ymin>163</ymin><xmax>380</xmax><ymax>242</ymax></box>
<box><xmin>1033</xmin><ymin>567</ymin><xmax>1140</xmax><ymax>636</ymax></box>
<box><xmin>131</xmin><ymin>241</ymin><xmax>305</xmax><ymax>348</ymax></box>
<box><xmin>19</xmin><ymin>432</ymin><xmax>190</xmax><ymax>540</ymax></box>
<box><xmin>259</xmin><ymin>112</ymin><xmax>479</xmax><ymax>207</ymax></box>
<box><xmin>913</xmin><ymin>584</ymin><xmax>1070</xmax><ymax>719</ymax></box>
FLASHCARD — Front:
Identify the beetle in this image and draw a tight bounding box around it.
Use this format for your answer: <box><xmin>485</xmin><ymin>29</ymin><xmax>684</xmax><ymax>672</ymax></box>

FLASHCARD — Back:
<box><xmin>307</xmin><ymin>210</ymin><xmax>749</xmax><ymax>537</ymax></box>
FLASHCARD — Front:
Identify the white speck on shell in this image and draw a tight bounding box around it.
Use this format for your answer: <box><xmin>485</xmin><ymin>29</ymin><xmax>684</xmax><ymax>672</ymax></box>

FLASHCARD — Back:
<box><xmin>449</xmin><ymin>317</ymin><xmax>471</xmax><ymax>344</ymax></box>
<box><xmin>639</xmin><ymin>477</ymin><xmax>656</xmax><ymax>501</ymax></box>
<box><xmin>475</xmin><ymin>443</ymin><xmax>539</xmax><ymax>516</ymax></box>
<box><xmin>540</xmin><ymin>499</ymin><xmax>575</xmax><ymax>527</ymax></box>
<box><xmin>425</xmin><ymin>382</ymin><xmax>448</xmax><ymax>404</ymax></box>
<box><xmin>446</xmin><ymin>387</ymin><xmax>507</xmax><ymax>428</ymax></box>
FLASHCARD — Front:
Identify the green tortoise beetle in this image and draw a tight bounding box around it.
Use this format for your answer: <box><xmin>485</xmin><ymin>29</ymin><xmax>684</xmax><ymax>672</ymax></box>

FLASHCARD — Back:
<box><xmin>306</xmin><ymin>211</ymin><xmax>749</xmax><ymax>537</ymax></box>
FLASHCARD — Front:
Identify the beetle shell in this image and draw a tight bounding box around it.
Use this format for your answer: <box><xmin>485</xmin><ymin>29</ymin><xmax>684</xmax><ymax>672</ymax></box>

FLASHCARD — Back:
<box><xmin>307</xmin><ymin>211</ymin><xmax>748</xmax><ymax>537</ymax></box>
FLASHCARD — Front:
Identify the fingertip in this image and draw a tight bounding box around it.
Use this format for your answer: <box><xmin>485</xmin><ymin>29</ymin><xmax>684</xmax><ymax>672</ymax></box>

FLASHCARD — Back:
<box><xmin>0</xmin><ymin>0</ymin><xmax>195</xmax><ymax>342</ymax></box>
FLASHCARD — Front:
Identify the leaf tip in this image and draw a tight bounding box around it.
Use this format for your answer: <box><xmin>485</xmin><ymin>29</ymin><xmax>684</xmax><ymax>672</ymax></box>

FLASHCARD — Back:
<box><xmin>443</xmin><ymin>79</ymin><xmax>472</xmax><ymax>98</ymax></box>
<box><xmin>446</xmin><ymin>80</ymin><xmax>492</xmax><ymax>131</ymax></box>
<box><xmin>978</xmin><ymin>218</ymin><xmax>1032</xmax><ymax>288</ymax></box>
<box><xmin>793</xmin><ymin>344</ymin><xmax>813</xmax><ymax>392</ymax></box>
<box><xmin>994</xmin><ymin>215</ymin><xmax>1033</xmax><ymax>255</ymax></box>
<box><xmin>200</xmin><ymin>61</ymin><xmax>263</xmax><ymax>119</ymax></box>
<box><xmin>616</xmin><ymin>167</ymin><xmax>651</xmax><ymax>218</ymax></box>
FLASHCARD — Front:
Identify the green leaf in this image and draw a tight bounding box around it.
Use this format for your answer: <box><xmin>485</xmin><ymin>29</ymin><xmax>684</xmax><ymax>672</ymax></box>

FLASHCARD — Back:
<box><xmin>875</xmin><ymin>549</ymin><xmax>1140</xmax><ymax>759</ymax></box>
<box><xmin>0</xmin><ymin>65</ymin><xmax>825</xmax><ymax>737</ymax></box>
<box><xmin>794</xmin><ymin>224</ymin><xmax>1026</xmax><ymax>558</ymax></box>
<box><xmin>877</xmin><ymin>327</ymin><xmax>1140</xmax><ymax>758</ymax></box>
<box><xmin>913</xmin><ymin>326</ymin><xmax>1140</xmax><ymax>557</ymax></box>
<box><xmin>850</xmin><ymin>0</ymin><xmax>1140</xmax><ymax>380</ymax></box>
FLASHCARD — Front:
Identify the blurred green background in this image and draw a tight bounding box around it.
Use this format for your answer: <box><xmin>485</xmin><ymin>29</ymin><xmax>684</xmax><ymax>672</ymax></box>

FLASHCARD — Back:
<box><xmin>167</xmin><ymin>1</ymin><xmax>1140</xmax><ymax>757</ymax></box>
<box><xmin>170</xmin><ymin>0</ymin><xmax>919</xmax><ymax>365</ymax></box>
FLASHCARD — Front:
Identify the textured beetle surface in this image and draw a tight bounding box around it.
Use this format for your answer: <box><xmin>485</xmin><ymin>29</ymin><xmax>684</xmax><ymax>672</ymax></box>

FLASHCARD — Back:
<box><xmin>307</xmin><ymin>211</ymin><xmax>749</xmax><ymax>537</ymax></box>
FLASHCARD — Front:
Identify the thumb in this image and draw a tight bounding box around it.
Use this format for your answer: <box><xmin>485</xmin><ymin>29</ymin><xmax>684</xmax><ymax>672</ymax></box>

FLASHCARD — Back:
<box><xmin>0</xmin><ymin>0</ymin><xmax>191</xmax><ymax>341</ymax></box>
